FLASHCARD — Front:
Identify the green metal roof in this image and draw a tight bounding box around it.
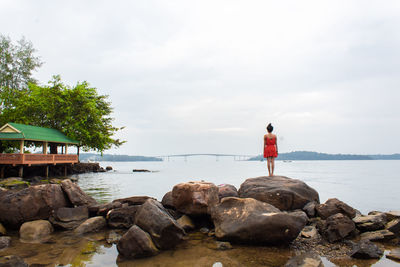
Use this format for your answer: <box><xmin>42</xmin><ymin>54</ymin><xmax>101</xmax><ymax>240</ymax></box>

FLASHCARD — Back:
<box><xmin>0</xmin><ymin>123</ymin><xmax>80</xmax><ymax>145</ymax></box>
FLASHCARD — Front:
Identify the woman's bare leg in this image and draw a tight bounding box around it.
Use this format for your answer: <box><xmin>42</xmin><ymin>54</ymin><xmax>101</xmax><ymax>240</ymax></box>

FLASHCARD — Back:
<box><xmin>267</xmin><ymin>158</ymin><xmax>272</xmax><ymax>176</ymax></box>
<box><xmin>271</xmin><ymin>158</ymin><xmax>275</xmax><ymax>176</ymax></box>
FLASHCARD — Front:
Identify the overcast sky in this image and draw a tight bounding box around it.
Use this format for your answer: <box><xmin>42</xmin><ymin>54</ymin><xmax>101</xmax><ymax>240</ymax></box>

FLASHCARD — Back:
<box><xmin>1</xmin><ymin>0</ymin><xmax>399</xmax><ymax>156</ymax></box>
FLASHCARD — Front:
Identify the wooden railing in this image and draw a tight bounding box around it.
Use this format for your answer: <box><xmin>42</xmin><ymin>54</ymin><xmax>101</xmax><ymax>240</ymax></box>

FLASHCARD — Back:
<box><xmin>0</xmin><ymin>154</ymin><xmax>78</xmax><ymax>165</ymax></box>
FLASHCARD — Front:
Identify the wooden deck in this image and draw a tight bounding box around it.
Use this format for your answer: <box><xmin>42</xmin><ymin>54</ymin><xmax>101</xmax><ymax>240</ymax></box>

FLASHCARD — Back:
<box><xmin>0</xmin><ymin>154</ymin><xmax>78</xmax><ymax>166</ymax></box>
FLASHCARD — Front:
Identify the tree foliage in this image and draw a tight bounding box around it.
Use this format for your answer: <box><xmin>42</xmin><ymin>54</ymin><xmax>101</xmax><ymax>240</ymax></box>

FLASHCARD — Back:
<box><xmin>0</xmin><ymin>76</ymin><xmax>125</xmax><ymax>152</ymax></box>
<box><xmin>0</xmin><ymin>34</ymin><xmax>42</xmax><ymax>91</ymax></box>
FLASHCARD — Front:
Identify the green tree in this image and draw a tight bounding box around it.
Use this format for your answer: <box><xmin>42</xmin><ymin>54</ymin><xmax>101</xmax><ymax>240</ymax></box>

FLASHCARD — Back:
<box><xmin>0</xmin><ymin>35</ymin><xmax>42</xmax><ymax>91</ymax></box>
<box><xmin>0</xmin><ymin>76</ymin><xmax>125</xmax><ymax>152</ymax></box>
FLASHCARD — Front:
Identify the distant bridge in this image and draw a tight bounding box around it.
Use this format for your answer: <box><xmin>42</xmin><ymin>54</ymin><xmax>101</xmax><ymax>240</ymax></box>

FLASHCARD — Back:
<box><xmin>157</xmin><ymin>153</ymin><xmax>255</xmax><ymax>161</ymax></box>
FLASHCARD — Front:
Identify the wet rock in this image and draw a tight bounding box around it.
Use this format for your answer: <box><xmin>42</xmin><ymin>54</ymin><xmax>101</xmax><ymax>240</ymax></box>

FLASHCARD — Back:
<box><xmin>0</xmin><ymin>177</ymin><xmax>29</xmax><ymax>190</ymax></box>
<box><xmin>91</xmin><ymin>201</ymin><xmax>122</xmax><ymax>217</ymax></box>
<box><xmin>284</xmin><ymin>252</ymin><xmax>324</xmax><ymax>267</ymax></box>
<box><xmin>0</xmin><ymin>237</ymin><xmax>11</xmax><ymax>249</ymax></box>
<box><xmin>177</xmin><ymin>215</ymin><xmax>195</xmax><ymax>232</ymax></box>
<box><xmin>316</xmin><ymin>198</ymin><xmax>356</xmax><ymax>219</ymax></box>
<box><xmin>207</xmin><ymin>241</ymin><xmax>232</xmax><ymax>250</ymax></box>
<box><xmin>238</xmin><ymin>176</ymin><xmax>319</xmax><ymax>211</ymax></box>
<box><xmin>385</xmin><ymin>211</ymin><xmax>400</xmax><ymax>221</ymax></box>
<box><xmin>74</xmin><ymin>216</ymin><xmax>106</xmax><ymax>234</ymax></box>
<box><xmin>107</xmin><ymin>206</ymin><xmax>139</xmax><ymax>229</ymax></box>
<box><xmin>351</xmin><ymin>240</ymin><xmax>383</xmax><ymax>259</ymax></box>
<box><xmin>117</xmin><ymin>225</ymin><xmax>159</xmax><ymax>259</ymax></box>
<box><xmin>211</xmin><ymin>197</ymin><xmax>308</xmax><ymax>244</ymax></box>
<box><xmin>0</xmin><ymin>255</ymin><xmax>28</xmax><ymax>267</ymax></box>
<box><xmin>134</xmin><ymin>199</ymin><xmax>185</xmax><ymax>249</ymax></box>
<box><xmin>218</xmin><ymin>184</ymin><xmax>238</xmax><ymax>200</ymax></box>
<box><xmin>386</xmin><ymin>248</ymin><xmax>400</xmax><ymax>262</ymax></box>
<box><xmin>200</xmin><ymin>227</ymin><xmax>210</xmax><ymax>234</ymax></box>
<box><xmin>106</xmin><ymin>230</ymin><xmax>122</xmax><ymax>244</ymax></box>
<box><xmin>49</xmin><ymin>206</ymin><xmax>89</xmax><ymax>230</ymax></box>
<box><xmin>303</xmin><ymin>201</ymin><xmax>317</xmax><ymax>217</ymax></box>
<box><xmin>301</xmin><ymin>225</ymin><xmax>318</xmax><ymax>238</ymax></box>
<box><xmin>353</xmin><ymin>213</ymin><xmax>387</xmax><ymax>232</ymax></box>
<box><xmin>320</xmin><ymin>213</ymin><xmax>355</xmax><ymax>243</ymax></box>
<box><xmin>60</xmin><ymin>179</ymin><xmax>97</xmax><ymax>206</ymax></box>
<box><xmin>161</xmin><ymin>191</ymin><xmax>174</xmax><ymax>209</ymax></box>
<box><xmin>0</xmin><ymin>184</ymin><xmax>68</xmax><ymax>229</ymax></box>
<box><xmin>360</xmin><ymin>229</ymin><xmax>396</xmax><ymax>242</ymax></box>
<box><xmin>0</xmin><ymin>224</ymin><xmax>6</xmax><ymax>236</ymax></box>
<box><xmin>172</xmin><ymin>181</ymin><xmax>219</xmax><ymax>215</ymax></box>
<box><xmin>132</xmin><ymin>169</ymin><xmax>151</xmax><ymax>172</ymax></box>
<box><xmin>106</xmin><ymin>166</ymin><xmax>113</xmax><ymax>171</ymax></box>
<box><xmin>113</xmin><ymin>196</ymin><xmax>155</xmax><ymax>206</ymax></box>
<box><xmin>19</xmin><ymin>220</ymin><xmax>54</xmax><ymax>243</ymax></box>
<box><xmin>386</xmin><ymin>219</ymin><xmax>400</xmax><ymax>235</ymax></box>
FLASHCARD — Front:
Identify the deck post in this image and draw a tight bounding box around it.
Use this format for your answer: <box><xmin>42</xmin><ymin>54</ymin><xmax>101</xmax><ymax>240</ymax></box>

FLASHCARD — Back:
<box><xmin>20</xmin><ymin>140</ymin><xmax>24</xmax><ymax>154</ymax></box>
<box><xmin>19</xmin><ymin>166</ymin><xmax>23</xmax><ymax>178</ymax></box>
<box><xmin>45</xmin><ymin>165</ymin><xmax>49</xmax><ymax>178</ymax></box>
<box><xmin>43</xmin><ymin>142</ymin><xmax>48</xmax><ymax>154</ymax></box>
<box><xmin>65</xmin><ymin>144</ymin><xmax>68</xmax><ymax>154</ymax></box>
<box><xmin>1</xmin><ymin>166</ymin><xmax>4</xmax><ymax>178</ymax></box>
<box><xmin>64</xmin><ymin>165</ymin><xmax>67</xmax><ymax>176</ymax></box>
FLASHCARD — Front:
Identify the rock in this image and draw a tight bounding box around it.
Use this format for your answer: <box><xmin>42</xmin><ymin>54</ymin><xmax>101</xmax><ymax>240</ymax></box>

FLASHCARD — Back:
<box><xmin>316</xmin><ymin>198</ymin><xmax>356</xmax><ymax>219</ymax></box>
<box><xmin>172</xmin><ymin>181</ymin><xmax>219</xmax><ymax>215</ymax></box>
<box><xmin>218</xmin><ymin>184</ymin><xmax>238</xmax><ymax>200</ymax></box>
<box><xmin>0</xmin><ymin>224</ymin><xmax>6</xmax><ymax>236</ymax></box>
<box><xmin>200</xmin><ymin>227</ymin><xmax>210</xmax><ymax>234</ymax></box>
<box><xmin>74</xmin><ymin>216</ymin><xmax>106</xmax><ymax>235</ymax></box>
<box><xmin>161</xmin><ymin>191</ymin><xmax>174</xmax><ymax>209</ymax></box>
<box><xmin>91</xmin><ymin>201</ymin><xmax>122</xmax><ymax>217</ymax></box>
<box><xmin>303</xmin><ymin>201</ymin><xmax>317</xmax><ymax>217</ymax></box>
<box><xmin>353</xmin><ymin>213</ymin><xmax>387</xmax><ymax>232</ymax></box>
<box><xmin>49</xmin><ymin>206</ymin><xmax>89</xmax><ymax>230</ymax></box>
<box><xmin>60</xmin><ymin>179</ymin><xmax>97</xmax><ymax>206</ymax></box>
<box><xmin>177</xmin><ymin>215</ymin><xmax>195</xmax><ymax>232</ymax></box>
<box><xmin>117</xmin><ymin>225</ymin><xmax>159</xmax><ymax>259</ymax></box>
<box><xmin>0</xmin><ymin>177</ymin><xmax>29</xmax><ymax>190</ymax></box>
<box><xmin>19</xmin><ymin>220</ymin><xmax>54</xmax><ymax>243</ymax></box>
<box><xmin>132</xmin><ymin>169</ymin><xmax>151</xmax><ymax>172</ymax></box>
<box><xmin>385</xmin><ymin>211</ymin><xmax>400</xmax><ymax>221</ymax></box>
<box><xmin>0</xmin><ymin>237</ymin><xmax>11</xmax><ymax>249</ymax></box>
<box><xmin>106</xmin><ymin>230</ymin><xmax>122</xmax><ymax>244</ymax></box>
<box><xmin>351</xmin><ymin>240</ymin><xmax>383</xmax><ymax>259</ymax></box>
<box><xmin>238</xmin><ymin>176</ymin><xmax>319</xmax><ymax>211</ymax></box>
<box><xmin>113</xmin><ymin>196</ymin><xmax>155</xmax><ymax>206</ymax></box>
<box><xmin>207</xmin><ymin>241</ymin><xmax>232</xmax><ymax>250</ymax></box>
<box><xmin>0</xmin><ymin>184</ymin><xmax>68</xmax><ymax>229</ymax></box>
<box><xmin>284</xmin><ymin>252</ymin><xmax>324</xmax><ymax>267</ymax></box>
<box><xmin>0</xmin><ymin>255</ymin><xmax>28</xmax><ymax>267</ymax></box>
<box><xmin>386</xmin><ymin>248</ymin><xmax>400</xmax><ymax>262</ymax></box>
<box><xmin>107</xmin><ymin>206</ymin><xmax>139</xmax><ymax>229</ymax></box>
<box><xmin>360</xmin><ymin>229</ymin><xmax>396</xmax><ymax>242</ymax></box>
<box><xmin>106</xmin><ymin>166</ymin><xmax>113</xmax><ymax>171</ymax></box>
<box><xmin>210</xmin><ymin>197</ymin><xmax>308</xmax><ymax>244</ymax></box>
<box><xmin>320</xmin><ymin>213</ymin><xmax>355</xmax><ymax>243</ymax></box>
<box><xmin>134</xmin><ymin>199</ymin><xmax>185</xmax><ymax>249</ymax></box>
<box><xmin>386</xmin><ymin>219</ymin><xmax>400</xmax><ymax>235</ymax></box>
<box><xmin>301</xmin><ymin>225</ymin><xmax>318</xmax><ymax>238</ymax></box>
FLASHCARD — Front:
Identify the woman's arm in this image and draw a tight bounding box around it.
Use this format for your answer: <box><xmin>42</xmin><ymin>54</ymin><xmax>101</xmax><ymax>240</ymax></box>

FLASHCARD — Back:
<box><xmin>275</xmin><ymin>136</ymin><xmax>278</xmax><ymax>154</ymax></box>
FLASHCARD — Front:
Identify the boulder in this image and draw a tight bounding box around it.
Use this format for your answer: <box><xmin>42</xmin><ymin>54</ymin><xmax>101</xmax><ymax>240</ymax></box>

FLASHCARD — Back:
<box><xmin>19</xmin><ymin>220</ymin><xmax>53</xmax><ymax>243</ymax></box>
<box><xmin>107</xmin><ymin>206</ymin><xmax>140</xmax><ymax>229</ymax></box>
<box><xmin>49</xmin><ymin>206</ymin><xmax>89</xmax><ymax>230</ymax></box>
<box><xmin>177</xmin><ymin>215</ymin><xmax>195</xmax><ymax>232</ymax></box>
<box><xmin>238</xmin><ymin>176</ymin><xmax>319</xmax><ymax>211</ymax></box>
<box><xmin>113</xmin><ymin>196</ymin><xmax>155</xmax><ymax>206</ymax></box>
<box><xmin>117</xmin><ymin>225</ymin><xmax>159</xmax><ymax>259</ymax></box>
<box><xmin>0</xmin><ymin>223</ymin><xmax>6</xmax><ymax>236</ymax></box>
<box><xmin>74</xmin><ymin>216</ymin><xmax>106</xmax><ymax>235</ymax></box>
<box><xmin>106</xmin><ymin>166</ymin><xmax>113</xmax><ymax>171</ymax></box>
<box><xmin>60</xmin><ymin>179</ymin><xmax>97</xmax><ymax>206</ymax></box>
<box><xmin>0</xmin><ymin>237</ymin><xmax>11</xmax><ymax>249</ymax></box>
<box><xmin>0</xmin><ymin>184</ymin><xmax>68</xmax><ymax>229</ymax></box>
<box><xmin>319</xmin><ymin>213</ymin><xmax>355</xmax><ymax>243</ymax></box>
<box><xmin>207</xmin><ymin>241</ymin><xmax>233</xmax><ymax>250</ymax></box>
<box><xmin>316</xmin><ymin>198</ymin><xmax>356</xmax><ymax>219</ymax></box>
<box><xmin>172</xmin><ymin>181</ymin><xmax>219</xmax><ymax>215</ymax></box>
<box><xmin>386</xmin><ymin>248</ymin><xmax>400</xmax><ymax>262</ymax></box>
<box><xmin>351</xmin><ymin>240</ymin><xmax>383</xmax><ymax>259</ymax></box>
<box><xmin>386</xmin><ymin>219</ymin><xmax>400</xmax><ymax>235</ymax></box>
<box><xmin>303</xmin><ymin>201</ymin><xmax>318</xmax><ymax>218</ymax></box>
<box><xmin>385</xmin><ymin>211</ymin><xmax>400</xmax><ymax>221</ymax></box>
<box><xmin>134</xmin><ymin>199</ymin><xmax>185</xmax><ymax>249</ymax></box>
<box><xmin>0</xmin><ymin>177</ymin><xmax>29</xmax><ymax>190</ymax></box>
<box><xmin>90</xmin><ymin>201</ymin><xmax>122</xmax><ymax>217</ymax></box>
<box><xmin>360</xmin><ymin>229</ymin><xmax>396</xmax><ymax>242</ymax></box>
<box><xmin>218</xmin><ymin>184</ymin><xmax>238</xmax><ymax>200</ymax></box>
<box><xmin>353</xmin><ymin>213</ymin><xmax>387</xmax><ymax>232</ymax></box>
<box><xmin>301</xmin><ymin>225</ymin><xmax>318</xmax><ymax>239</ymax></box>
<box><xmin>210</xmin><ymin>197</ymin><xmax>308</xmax><ymax>244</ymax></box>
<box><xmin>284</xmin><ymin>252</ymin><xmax>324</xmax><ymax>267</ymax></box>
<box><xmin>0</xmin><ymin>255</ymin><xmax>28</xmax><ymax>267</ymax></box>
<box><xmin>161</xmin><ymin>191</ymin><xmax>174</xmax><ymax>209</ymax></box>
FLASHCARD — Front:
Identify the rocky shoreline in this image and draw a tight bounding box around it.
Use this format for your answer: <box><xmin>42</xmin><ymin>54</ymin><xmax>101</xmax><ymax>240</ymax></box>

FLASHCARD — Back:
<box><xmin>0</xmin><ymin>175</ymin><xmax>399</xmax><ymax>266</ymax></box>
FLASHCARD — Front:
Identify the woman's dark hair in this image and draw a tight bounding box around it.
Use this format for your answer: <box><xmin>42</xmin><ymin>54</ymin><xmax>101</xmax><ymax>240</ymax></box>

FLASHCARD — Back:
<box><xmin>266</xmin><ymin>123</ymin><xmax>273</xmax><ymax>133</ymax></box>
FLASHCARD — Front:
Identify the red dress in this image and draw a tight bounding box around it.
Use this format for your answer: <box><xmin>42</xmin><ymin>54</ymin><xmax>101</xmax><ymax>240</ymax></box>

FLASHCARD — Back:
<box><xmin>264</xmin><ymin>136</ymin><xmax>278</xmax><ymax>158</ymax></box>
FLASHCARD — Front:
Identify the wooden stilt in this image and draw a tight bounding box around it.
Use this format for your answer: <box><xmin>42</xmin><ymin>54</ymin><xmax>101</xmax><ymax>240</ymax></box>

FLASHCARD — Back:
<box><xmin>45</xmin><ymin>165</ymin><xmax>49</xmax><ymax>178</ymax></box>
<box><xmin>0</xmin><ymin>166</ymin><xmax>4</xmax><ymax>178</ymax></box>
<box><xmin>64</xmin><ymin>165</ymin><xmax>67</xmax><ymax>177</ymax></box>
<box><xmin>19</xmin><ymin>166</ymin><xmax>23</xmax><ymax>178</ymax></box>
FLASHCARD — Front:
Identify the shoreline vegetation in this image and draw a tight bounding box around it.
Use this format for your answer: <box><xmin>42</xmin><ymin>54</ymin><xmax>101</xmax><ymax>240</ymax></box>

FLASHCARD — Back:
<box><xmin>79</xmin><ymin>151</ymin><xmax>400</xmax><ymax>162</ymax></box>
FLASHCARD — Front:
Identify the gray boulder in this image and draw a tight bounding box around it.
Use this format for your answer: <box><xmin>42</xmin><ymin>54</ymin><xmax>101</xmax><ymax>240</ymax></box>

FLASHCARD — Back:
<box><xmin>316</xmin><ymin>198</ymin><xmax>356</xmax><ymax>219</ymax></box>
<box><xmin>353</xmin><ymin>213</ymin><xmax>387</xmax><ymax>232</ymax></box>
<box><xmin>351</xmin><ymin>240</ymin><xmax>383</xmax><ymax>259</ymax></box>
<box><xmin>0</xmin><ymin>237</ymin><xmax>11</xmax><ymax>249</ymax></box>
<box><xmin>238</xmin><ymin>176</ymin><xmax>319</xmax><ymax>211</ymax></box>
<box><xmin>135</xmin><ymin>199</ymin><xmax>185</xmax><ymax>249</ymax></box>
<box><xmin>303</xmin><ymin>201</ymin><xmax>318</xmax><ymax>217</ymax></box>
<box><xmin>161</xmin><ymin>191</ymin><xmax>174</xmax><ymax>209</ymax></box>
<box><xmin>49</xmin><ymin>206</ymin><xmax>89</xmax><ymax>230</ymax></box>
<box><xmin>117</xmin><ymin>225</ymin><xmax>159</xmax><ymax>259</ymax></box>
<box><xmin>319</xmin><ymin>213</ymin><xmax>355</xmax><ymax>242</ymax></box>
<box><xmin>218</xmin><ymin>184</ymin><xmax>238</xmax><ymax>200</ymax></box>
<box><xmin>19</xmin><ymin>220</ymin><xmax>53</xmax><ymax>243</ymax></box>
<box><xmin>61</xmin><ymin>179</ymin><xmax>97</xmax><ymax>206</ymax></box>
<box><xmin>210</xmin><ymin>197</ymin><xmax>308</xmax><ymax>244</ymax></box>
<box><xmin>107</xmin><ymin>206</ymin><xmax>140</xmax><ymax>229</ymax></box>
<box><xmin>74</xmin><ymin>216</ymin><xmax>106</xmax><ymax>234</ymax></box>
<box><xmin>360</xmin><ymin>229</ymin><xmax>396</xmax><ymax>242</ymax></box>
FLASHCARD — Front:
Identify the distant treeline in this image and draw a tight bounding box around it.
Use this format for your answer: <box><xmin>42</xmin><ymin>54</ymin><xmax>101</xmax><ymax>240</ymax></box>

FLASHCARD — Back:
<box><xmin>249</xmin><ymin>151</ymin><xmax>400</xmax><ymax>161</ymax></box>
<box><xmin>79</xmin><ymin>153</ymin><xmax>162</xmax><ymax>162</ymax></box>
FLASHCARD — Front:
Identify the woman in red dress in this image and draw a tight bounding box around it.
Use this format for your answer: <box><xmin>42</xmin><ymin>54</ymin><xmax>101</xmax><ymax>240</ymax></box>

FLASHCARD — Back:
<box><xmin>264</xmin><ymin>123</ymin><xmax>278</xmax><ymax>176</ymax></box>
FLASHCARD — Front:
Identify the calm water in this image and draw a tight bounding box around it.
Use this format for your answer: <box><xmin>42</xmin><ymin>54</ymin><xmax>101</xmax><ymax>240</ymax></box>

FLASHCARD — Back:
<box><xmin>76</xmin><ymin>159</ymin><xmax>400</xmax><ymax>214</ymax></box>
